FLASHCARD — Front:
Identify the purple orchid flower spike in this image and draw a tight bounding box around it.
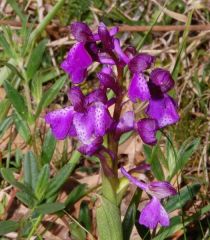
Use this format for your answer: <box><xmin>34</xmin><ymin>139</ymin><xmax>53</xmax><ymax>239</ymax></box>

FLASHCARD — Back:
<box><xmin>121</xmin><ymin>167</ymin><xmax>177</xmax><ymax>229</ymax></box>
<box><xmin>61</xmin><ymin>42</ymin><xmax>93</xmax><ymax>83</ymax></box>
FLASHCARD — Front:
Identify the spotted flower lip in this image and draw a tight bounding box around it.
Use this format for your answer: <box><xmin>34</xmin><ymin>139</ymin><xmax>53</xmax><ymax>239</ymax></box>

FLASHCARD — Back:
<box><xmin>137</xmin><ymin>118</ymin><xmax>158</xmax><ymax>145</ymax></box>
<box><xmin>146</xmin><ymin>94</ymin><xmax>180</xmax><ymax>128</ymax></box>
<box><xmin>121</xmin><ymin>167</ymin><xmax>177</xmax><ymax>229</ymax></box>
<box><xmin>115</xmin><ymin>111</ymin><xmax>135</xmax><ymax>137</ymax></box>
<box><xmin>61</xmin><ymin>42</ymin><xmax>92</xmax><ymax>83</ymax></box>
<box><xmin>128</xmin><ymin>73</ymin><xmax>151</xmax><ymax>102</ymax></box>
<box><xmin>45</xmin><ymin>107</ymin><xmax>76</xmax><ymax>140</ymax></box>
<box><xmin>128</xmin><ymin>53</ymin><xmax>155</xmax><ymax>73</ymax></box>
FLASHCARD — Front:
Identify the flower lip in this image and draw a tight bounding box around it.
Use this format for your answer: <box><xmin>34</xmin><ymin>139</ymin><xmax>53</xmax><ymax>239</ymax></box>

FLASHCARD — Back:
<box><xmin>128</xmin><ymin>73</ymin><xmax>151</xmax><ymax>102</ymax></box>
<box><xmin>137</xmin><ymin>118</ymin><xmax>158</xmax><ymax>145</ymax></box>
<box><xmin>139</xmin><ymin>197</ymin><xmax>170</xmax><ymax>229</ymax></box>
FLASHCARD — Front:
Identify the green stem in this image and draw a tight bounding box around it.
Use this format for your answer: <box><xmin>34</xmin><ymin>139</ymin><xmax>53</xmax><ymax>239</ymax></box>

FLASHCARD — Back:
<box><xmin>27</xmin><ymin>214</ymin><xmax>43</xmax><ymax>240</ymax></box>
<box><xmin>30</xmin><ymin>0</ymin><xmax>65</xmax><ymax>43</ymax></box>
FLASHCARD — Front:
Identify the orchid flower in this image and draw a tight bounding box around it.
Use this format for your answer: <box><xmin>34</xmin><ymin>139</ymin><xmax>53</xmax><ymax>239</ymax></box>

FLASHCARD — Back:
<box><xmin>121</xmin><ymin>167</ymin><xmax>177</xmax><ymax>229</ymax></box>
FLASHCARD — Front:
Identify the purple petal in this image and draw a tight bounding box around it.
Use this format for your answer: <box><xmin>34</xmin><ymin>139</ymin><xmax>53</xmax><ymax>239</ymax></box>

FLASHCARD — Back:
<box><xmin>115</xmin><ymin>111</ymin><xmax>134</xmax><ymax>137</ymax></box>
<box><xmin>85</xmin><ymin>42</ymin><xmax>99</xmax><ymax>61</ymax></box>
<box><xmin>150</xmin><ymin>68</ymin><xmax>174</xmax><ymax>93</ymax></box>
<box><xmin>78</xmin><ymin>137</ymin><xmax>103</xmax><ymax>156</ymax></box>
<box><xmin>101</xmin><ymin>66</ymin><xmax>113</xmax><ymax>75</ymax></box>
<box><xmin>128</xmin><ymin>53</ymin><xmax>155</xmax><ymax>73</ymax></box>
<box><xmin>159</xmin><ymin>203</ymin><xmax>170</xmax><ymax>227</ymax></box>
<box><xmin>45</xmin><ymin>107</ymin><xmax>75</xmax><ymax>140</ymax></box>
<box><xmin>128</xmin><ymin>73</ymin><xmax>151</xmax><ymax>102</ymax></box>
<box><xmin>73</xmin><ymin>112</ymin><xmax>94</xmax><ymax>144</ymax></box>
<box><xmin>137</xmin><ymin>118</ymin><xmax>158</xmax><ymax>145</ymax></box>
<box><xmin>98</xmin><ymin>52</ymin><xmax>115</xmax><ymax>65</ymax></box>
<box><xmin>88</xmin><ymin>102</ymin><xmax>113</xmax><ymax>136</ymax></box>
<box><xmin>98</xmin><ymin>22</ymin><xmax>114</xmax><ymax>50</ymax></box>
<box><xmin>68</xmin><ymin>86</ymin><xmax>85</xmax><ymax>112</ymax></box>
<box><xmin>70</xmin><ymin>22</ymin><xmax>93</xmax><ymax>42</ymax></box>
<box><xmin>97</xmin><ymin>72</ymin><xmax>119</xmax><ymax>94</ymax></box>
<box><xmin>85</xmin><ymin>89</ymin><xmax>107</xmax><ymax>106</ymax></box>
<box><xmin>139</xmin><ymin>197</ymin><xmax>169</xmax><ymax>229</ymax></box>
<box><xmin>147</xmin><ymin>181</ymin><xmax>177</xmax><ymax>199</ymax></box>
<box><xmin>139</xmin><ymin>197</ymin><xmax>161</xmax><ymax>229</ymax></box>
<box><xmin>120</xmin><ymin>167</ymin><xmax>148</xmax><ymax>191</ymax></box>
<box><xmin>114</xmin><ymin>38</ymin><xmax>129</xmax><ymax>64</ymax></box>
<box><xmin>109</xmin><ymin>26</ymin><xmax>119</xmax><ymax>36</ymax></box>
<box><xmin>61</xmin><ymin>43</ymin><xmax>92</xmax><ymax>83</ymax></box>
<box><xmin>124</xmin><ymin>46</ymin><xmax>137</xmax><ymax>59</ymax></box>
<box><xmin>146</xmin><ymin>95</ymin><xmax>180</xmax><ymax>128</ymax></box>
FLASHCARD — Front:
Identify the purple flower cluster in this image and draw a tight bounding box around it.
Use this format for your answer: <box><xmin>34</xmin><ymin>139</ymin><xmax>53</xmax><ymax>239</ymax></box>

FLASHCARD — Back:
<box><xmin>45</xmin><ymin>22</ymin><xmax>179</xmax><ymax>155</ymax></box>
<box><xmin>121</xmin><ymin>167</ymin><xmax>176</xmax><ymax>229</ymax></box>
<box><xmin>45</xmin><ymin>22</ymin><xmax>179</xmax><ymax>230</ymax></box>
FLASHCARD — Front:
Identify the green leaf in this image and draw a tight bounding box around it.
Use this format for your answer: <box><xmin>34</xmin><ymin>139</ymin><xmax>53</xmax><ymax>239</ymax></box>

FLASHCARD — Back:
<box><xmin>144</xmin><ymin>135</ymin><xmax>165</xmax><ymax>181</ymax></box>
<box><xmin>169</xmin><ymin>138</ymin><xmax>200</xmax><ymax>180</ymax></box>
<box><xmin>70</xmin><ymin>222</ymin><xmax>86</xmax><ymax>240</ymax></box>
<box><xmin>79</xmin><ymin>201</ymin><xmax>91</xmax><ymax>231</ymax></box>
<box><xmin>41</xmin><ymin>129</ymin><xmax>56</xmax><ymax>164</ymax></box>
<box><xmin>26</xmin><ymin>39</ymin><xmax>48</xmax><ymax>80</ymax></box>
<box><xmin>0</xmin><ymin>99</ymin><xmax>10</xmax><ymax>122</ymax></box>
<box><xmin>0</xmin><ymin>33</ymin><xmax>16</xmax><ymax>58</ymax></box>
<box><xmin>0</xmin><ymin>220</ymin><xmax>19</xmax><ymax>235</ymax></box>
<box><xmin>4</xmin><ymin>80</ymin><xmax>28</xmax><ymax>120</ymax></box>
<box><xmin>119</xmin><ymin>131</ymin><xmax>133</xmax><ymax>145</ymax></box>
<box><xmin>35</xmin><ymin>202</ymin><xmax>65</xmax><ymax>214</ymax></box>
<box><xmin>172</xmin><ymin>10</ymin><xmax>193</xmax><ymax>79</ymax></box>
<box><xmin>165</xmin><ymin>183</ymin><xmax>201</xmax><ymax>213</ymax></box>
<box><xmin>7</xmin><ymin>0</ymin><xmax>26</xmax><ymax>23</ymax></box>
<box><xmin>46</xmin><ymin>163</ymin><xmax>74</xmax><ymax>199</ymax></box>
<box><xmin>155</xmin><ymin>204</ymin><xmax>210</xmax><ymax>240</ymax></box>
<box><xmin>35</xmin><ymin>76</ymin><xmax>66</xmax><ymax>118</ymax></box>
<box><xmin>1</xmin><ymin>168</ymin><xmax>36</xmax><ymax>200</ymax></box>
<box><xmin>31</xmin><ymin>75</ymin><xmax>43</xmax><ymax>103</ymax></box>
<box><xmin>23</xmin><ymin>151</ymin><xmax>39</xmax><ymax>190</ymax></box>
<box><xmin>0</xmin><ymin>59</ymin><xmax>16</xmax><ymax>87</ymax></box>
<box><xmin>0</xmin><ymin>116</ymin><xmax>13</xmax><ymax>138</ymax></box>
<box><xmin>13</xmin><ymin>113</ymin><xmax>31</xmax><ymax>142</ymax></box>
<box><xmin>122</xmin><ymin>189</ymin><xmax>141</xmax><ymax>240</ymax></box>
<box><xmin>35</xmin><ymin>164</ymin><xmax>50</xmax><ymax>201</ymax></box>
<box><xmin>96</xmin><ymin>197</ymin><xmax>123</xmax><ymax>240</ymax></box>
<box><xmin>65</xmin><ymin>184</ymin><xmax>87</xmax><ymax>207</ymax></box>
<box><xmin>16</xmin><ymin>191</ymin><xmax>35</xmax><ymax>208</ymax></box>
